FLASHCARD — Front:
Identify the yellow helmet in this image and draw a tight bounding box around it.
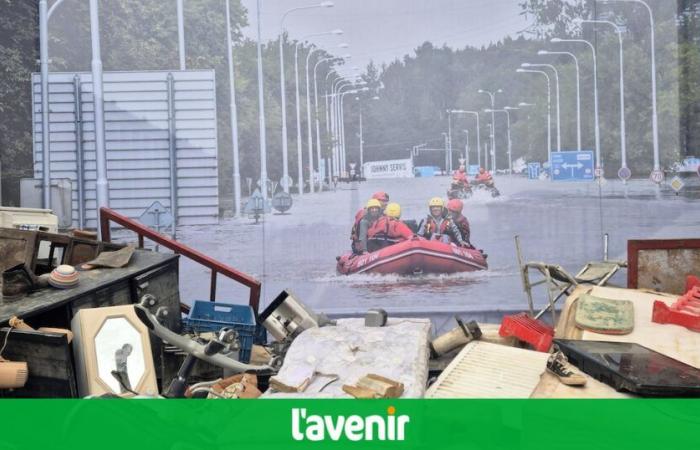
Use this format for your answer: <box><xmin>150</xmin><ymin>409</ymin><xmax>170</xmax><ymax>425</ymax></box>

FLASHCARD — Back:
<box><xmin>366</xmin><ymin>198</ymin><xmax>382</xmax><ymax>209</ymax></box>
<box><xmin>428</xmin><ymin>197</ymin><xmax>444</xmax><ymax>208</ymax></box>
<box><xmin>385</xmin><ymin>202</ymin><xmax>401</xmax><ymax>219</ymax></box>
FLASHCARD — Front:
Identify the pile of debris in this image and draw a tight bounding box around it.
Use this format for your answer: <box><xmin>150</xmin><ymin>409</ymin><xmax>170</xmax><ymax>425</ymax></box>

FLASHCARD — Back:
<box><xmin>1</xmin><ymin>208</ymin><xmax>700</xmax><ymax>399</ymax></box>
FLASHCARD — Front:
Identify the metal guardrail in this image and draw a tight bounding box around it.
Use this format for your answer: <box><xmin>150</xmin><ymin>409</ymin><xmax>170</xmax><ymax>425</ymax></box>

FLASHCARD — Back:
<box><xmin>99</xmin><ymin>207</ymin><xmax>261</xmax><ymax>313</ymax></box>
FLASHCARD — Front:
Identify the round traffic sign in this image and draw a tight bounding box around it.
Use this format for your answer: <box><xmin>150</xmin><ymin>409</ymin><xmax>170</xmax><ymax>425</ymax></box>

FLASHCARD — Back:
<box><xmin>618</xmin><ymin>167</ymin><xmax>631</xmax><ymax>181</ymax></box>
<box><xmin>272</xmin><ymin>191</ymin><xmax>293</xmax><ymax>213</ymax></box>
<box><xmin>650</xmin><ymin>170</ymin><xmax>664</xmax><ymax>184</ymax></box>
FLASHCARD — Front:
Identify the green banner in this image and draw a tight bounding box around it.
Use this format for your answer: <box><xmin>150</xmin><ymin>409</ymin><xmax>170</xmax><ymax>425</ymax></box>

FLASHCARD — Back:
<box><xmin>0</xmin><ymin>399</ymin><xmax>698</xmax><ymax>450</ymax></box>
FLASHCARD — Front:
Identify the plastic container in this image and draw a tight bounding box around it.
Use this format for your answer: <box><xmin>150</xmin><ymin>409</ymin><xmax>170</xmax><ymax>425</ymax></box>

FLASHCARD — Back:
<box><xmin>183</xmin><ymin>301</ymin><xmax>256</xmax><ymax>363</ymax></box>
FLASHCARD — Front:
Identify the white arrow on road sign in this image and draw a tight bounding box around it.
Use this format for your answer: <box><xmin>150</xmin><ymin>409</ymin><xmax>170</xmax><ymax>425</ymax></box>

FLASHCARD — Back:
<box><xmin>562</xmin><ymin>162</ymin><xmax>584</xmax><ymax>170</ymax></box>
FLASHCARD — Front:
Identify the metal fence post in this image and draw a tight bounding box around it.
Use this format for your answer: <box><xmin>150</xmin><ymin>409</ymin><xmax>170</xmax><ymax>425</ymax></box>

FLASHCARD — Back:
<box><xmin>167</xmin><ymin>73</ymin><xmax>178</xmax><ymax>238</ymax></box>
<box><xmin>73</xmin><ymin>75</ymin><xmax>85</xmax><ymax>229</ymax></box>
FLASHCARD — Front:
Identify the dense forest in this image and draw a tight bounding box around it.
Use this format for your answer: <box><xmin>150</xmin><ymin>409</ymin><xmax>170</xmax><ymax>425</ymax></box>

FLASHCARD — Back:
<box><xmin>1</xmin><ymin>0</ymin><xmax>699</xmax><ymax>205</ymax></box>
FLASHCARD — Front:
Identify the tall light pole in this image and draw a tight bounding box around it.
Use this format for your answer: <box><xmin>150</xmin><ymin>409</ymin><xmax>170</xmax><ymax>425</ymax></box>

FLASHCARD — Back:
<box><xmin>339</xmin><ymin>85</ymin><xmax>365</xmax><ymax>174</ymax></box>
<box><xmin>522</xmin><ymin>63</ymin><xmax>561</xmax><ymax>152</ymax></box>
<box><xmin>303</xmin><ymin>42</ymin><xmax>345</xmax><ymax>194</ymax></box>
<box><xmin>330</xmin><ymin>78</ymin><xmax>351</xmax><ymax>176</ymax></box>
<box><xmin>576</xmin><ymin>18</ymin><xmax>628</xmax><ymax>173</ymax></box>
<box><xmin>255</xmin><ymin>0</ymin><xmax>268</xmax><ymax>199</ymax></box>
<box><xmin>294</xmin><ymin>31</ymin><xmax>342</xmax><ymax>196</ymax></box>
<box><xmin>447</xmin><ymin>110</ymin><xmax>453</xmax><ymax>172</ymax></box>
<box><xmin>313</xmin><ymin>56</ymin><xmax>339</xmax><ymax>188</ymax></box>
<box><xmin>88</xmin><ymin>0</ymin><xmax>109</xmax><ymax>215</ymax></box>
<box><xmin>538</xmin><ymin>50</ymin><xmax>581</xmax><ymax>151</ymax></box>
<box><xmin>323</xmin><ymin>56</ymin><xmax>351</xmax><ymax>179</ymax></box>
<box><xmin>600</xmin><ymin>0</ymin><xmax>659</xmax><ymax>174</ymax></box>
<box><xmin>441</xmin><ymin>132</ymin><xmax>449</xmax><ymax>172</ymax></box>
<box><xmin>552</xmin><ymin>37</ymin><xmax>601</xmax><ymax>170</ymax></box>
<box><xmin>464</xmin><ymin>111</ymin><xmax>481</xmax><ymax>168</ymax></box>
<box><xmin>517</xmin><ymin>69</ymin><xmax>552</xmax><ymax>167</ymax></box>
<box><xmin>486</xmin><ymin>107</ymin><xmax>518</xmax><ymax>174</ymax></box>
<box><xmin>332</xmin><ymin>79</ymin><xmax>353</xmax><ymax>175</ymax></box>
<box><xmin>177</xmin><ymin>0</ymin><xmax>186</xmax><ymax>70</ymax></box>
<box><xmin>462</xmin><ymin>130</ymin><xmax>469</xmax><ymax>166</ymax></box>
<box><xmin>448</xmin><ymin>110</ymin><xmax>480</xmax><ymax>168</ymax></box>
<box><xmin>279</xmin><ymin>2</ymin><xmax>335</xmax><ymax>193</ymax></box>
<box><xmin>478</xmin><ymin>89</ymin><xmax>502</xmax><ymax>171</ymax></box>
<box><xmin>335</xmin><ymin>79</ymin><xmax>364</xmax><ymax>175</ymax></box>
<box><xmin>353</xmin><ymin>92</ymin><xmax>376</xmax><ymax>177</ymax></box>
<box><xmin>225</xmin><ymin>0</ymin><xmax>241</xmax><ymax>217</ymax></box>
<box><xmin>39</xmin><ymin>0</ymin><xmax>72</xmax><ymax>209</ymax></box>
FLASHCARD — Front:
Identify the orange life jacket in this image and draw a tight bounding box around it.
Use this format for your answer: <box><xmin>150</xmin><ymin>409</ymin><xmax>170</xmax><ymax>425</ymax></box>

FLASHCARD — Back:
<box><xmin>368</xmin><ymin>216</ymin><xmax>413</xmax><ymax>242</ymax></box>
<box><xmin>424</xmin><ymin>215</ymin><xmax>452</xmax><ymax>238</ymax></box>
<box><xmin>350</xmin><ymin>208</ymin><xmax>366</xmax><ymax>241</ymax></box>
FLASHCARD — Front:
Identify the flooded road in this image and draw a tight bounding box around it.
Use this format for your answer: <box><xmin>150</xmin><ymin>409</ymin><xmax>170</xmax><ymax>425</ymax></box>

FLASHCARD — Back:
<box><xmin>176</xmin><ymin>175</ymin><xmax>700</xmax><ymax>331</ymax></box>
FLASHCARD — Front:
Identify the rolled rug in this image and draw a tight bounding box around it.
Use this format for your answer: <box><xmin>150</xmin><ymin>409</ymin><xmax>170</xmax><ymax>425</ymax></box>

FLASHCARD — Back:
<box><xmin>49</xmin><ymin>265</ymin><xmax>79</xmax><ymax>289</ymax></box>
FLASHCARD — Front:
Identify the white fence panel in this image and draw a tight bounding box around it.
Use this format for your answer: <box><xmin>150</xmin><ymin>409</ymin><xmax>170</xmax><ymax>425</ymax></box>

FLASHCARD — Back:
<box><xmin>32</xmin><ymin>70</ymin><xmax>219</xmax><ymax>228</ymax></box>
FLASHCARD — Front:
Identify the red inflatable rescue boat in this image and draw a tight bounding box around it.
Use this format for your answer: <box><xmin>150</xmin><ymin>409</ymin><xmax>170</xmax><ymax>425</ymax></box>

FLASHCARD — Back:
<box><xmin>336</xmin><ymin>238</ymin><xmax>488</xmax><ymax>275</ymax></box>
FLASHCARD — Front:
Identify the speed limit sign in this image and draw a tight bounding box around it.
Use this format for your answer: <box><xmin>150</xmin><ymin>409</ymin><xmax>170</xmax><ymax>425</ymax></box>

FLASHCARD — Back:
<box><xmin>650</xmin><ymin>170</ymin><xmax>664</xmax><ymax>184</ymax></box>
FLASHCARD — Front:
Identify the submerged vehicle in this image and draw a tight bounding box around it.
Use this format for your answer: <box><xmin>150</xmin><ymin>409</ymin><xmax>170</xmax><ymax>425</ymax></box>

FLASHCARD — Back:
<box><xmin>336</xmin><ymin>238</ymin><xmax>488</xmax><ymax>276</ymax></box>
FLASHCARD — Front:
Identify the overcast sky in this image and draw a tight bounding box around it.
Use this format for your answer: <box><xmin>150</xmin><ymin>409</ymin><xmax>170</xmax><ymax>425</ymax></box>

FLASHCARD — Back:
<box><xmin>240</xmin><ymin>0</ymin><xmax>531</xmax><ymax>68</ymax></box>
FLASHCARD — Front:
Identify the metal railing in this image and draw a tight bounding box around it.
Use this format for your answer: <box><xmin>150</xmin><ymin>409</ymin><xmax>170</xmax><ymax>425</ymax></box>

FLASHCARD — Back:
<box><xmin>99</xmin><ymin>207</ymin><xmax>261</xmax><ymax>313</ymax></box>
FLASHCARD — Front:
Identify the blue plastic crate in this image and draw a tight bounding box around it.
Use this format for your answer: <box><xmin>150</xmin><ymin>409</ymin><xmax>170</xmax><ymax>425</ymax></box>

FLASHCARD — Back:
<box><xmin>183</xmin><ymin>300</ymin><xmax>256</xmax><ymax>363</ymax></box>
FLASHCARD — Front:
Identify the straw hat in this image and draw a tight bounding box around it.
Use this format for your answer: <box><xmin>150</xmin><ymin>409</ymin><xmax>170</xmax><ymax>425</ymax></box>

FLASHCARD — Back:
<box><xmin>49</xmin><ymin>265</ymin><xmax>79</xmax><ymax>289</ymax></box>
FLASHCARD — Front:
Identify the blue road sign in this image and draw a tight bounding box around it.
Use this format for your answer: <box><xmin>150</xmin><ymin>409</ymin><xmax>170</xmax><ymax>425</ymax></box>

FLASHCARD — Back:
<box><xmin>551</xmin><ymin>151</ymin><xmax>594</xmax><ymax>182</ymax></box>
<box><xmin>527</xmin><ymin>162</ymin><xmax>541</xmax><ymax>180</ymax></box>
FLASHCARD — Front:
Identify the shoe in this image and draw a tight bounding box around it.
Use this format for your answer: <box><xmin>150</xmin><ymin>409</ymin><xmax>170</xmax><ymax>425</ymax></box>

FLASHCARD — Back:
<box><xmin>547</xmin><ymin>350</ymin><xmax>587</xmax><ymax>386</ymax></box>
<box><xmin>2</xmin><ymin>264</ymin><xmax>39</xmax><ymax>303</ymax></box>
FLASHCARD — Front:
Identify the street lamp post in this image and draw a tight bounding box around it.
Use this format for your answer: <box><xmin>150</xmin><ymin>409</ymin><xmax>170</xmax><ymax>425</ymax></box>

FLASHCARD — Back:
<box><xmin>463</xmin><ymin>130</ymin><xmax>469</xmax><ymax>166</ymax></box>
<box><xmin>522</xmin><ymin>63</ymin><xmax>561</xmax><ymax>152</ymax></box>
<box><xmin>324</xmin><ymin>57</ymin><xmax>350</xmax><ymax>178</ymax></box>
<box><xmin>255</xmin><ymin>0</ymin><xmax>268</xmax><ymax>199</ymax></box>
<box><xmin>88</xmin><ymin>0</ymin><xmax>109</xmax><ymax>215</ymax></box>
<box><xmin>517</xmin><ymin>69</ymin><xmax>552</xmax><ymax>167</ymax></box>
<box><xmin>279</xmin><ymin>2</ymin><xmax>334</xmax><ymax>194</ymax></box>
<box><xmin>600</xmin><ymin>0</ymin><xmax>659</xmax><ymax>174</ymax></box>
<box><xmin>485</xmin><ymin>108</ymin><xmax>519</xmax><ymax>174</ymax></box>
<box><xmin>339</xmin><ymin>86</ymin><xmax>363</xmax><ymax>174</ymax></box>
<box><xmin>313</xmin><ymin>56</ymin><xmax>337</xmax><ymax>188</ymax></box>
<box><xmin>305</xmin><ymin>45</ymin><xmax>345</xmax><ymax>194</ymax></box>
<box><xmin>448</xmin><ymin>110</ymin><xmax>480</xmax><ymax>168</ymax></box>
<box><xmin>330</xmin><ymin>78</ymin><xmax>351</xmax><ymax>176</ymax></box>
<box><xmin>441</xmin><ymin>132</ymin><xmax>449</xmax><ymax>172</ymax></box>
<box><xmin>295</xmin><ymin>31</ymin><xmax>343</xmax><ymax>195</ymax></box>
<box><xmin>577</xmin><ymin>18</ymin><xmax>628</xmax><ymax>172</ymax></box>
<box><xmin>177</xmin><ymin>0</ymin><xmax>186</xmax><ymax>70</ymax></box>
<box><xmin>464</xmin><ymin>112</ymin><xmax>481</xmax><ymax>168</ymax></box>
<box><xmin>478</xmin><ymin>89</ymin><xmax>502</xmax><ymax>171</ymax></box>
<box><xmin>538</xmin><ymin>50</ymin><xmax>581</xmax><ymax>151</ymax></box>
<box><xmin>447</xmin><ymin>111</ymin><xmax>453</xmax><ymax>172</ymax></box>
<box><xmin>334</xmin><ymin>78</ymin><xmax>352</xmax><ymax>177</ymax></box>
<box><xmin>39</xmin><ymin>0</ymin><xmax>73</xmax><ymax>209</ymax></box>
<box><xmin>552</xmin><ymin>37</ymin><xmax>601</xmax><ymax>170</ymax></box>
<box><xmin>225</xmin><ymin>0</ymin><xmax>241</xmax><ymax>217</ymax></box>
<box><xmin>335</xmin><ymin>80</ymin><xmax>364</xmax><ymax>176</ymax></box>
